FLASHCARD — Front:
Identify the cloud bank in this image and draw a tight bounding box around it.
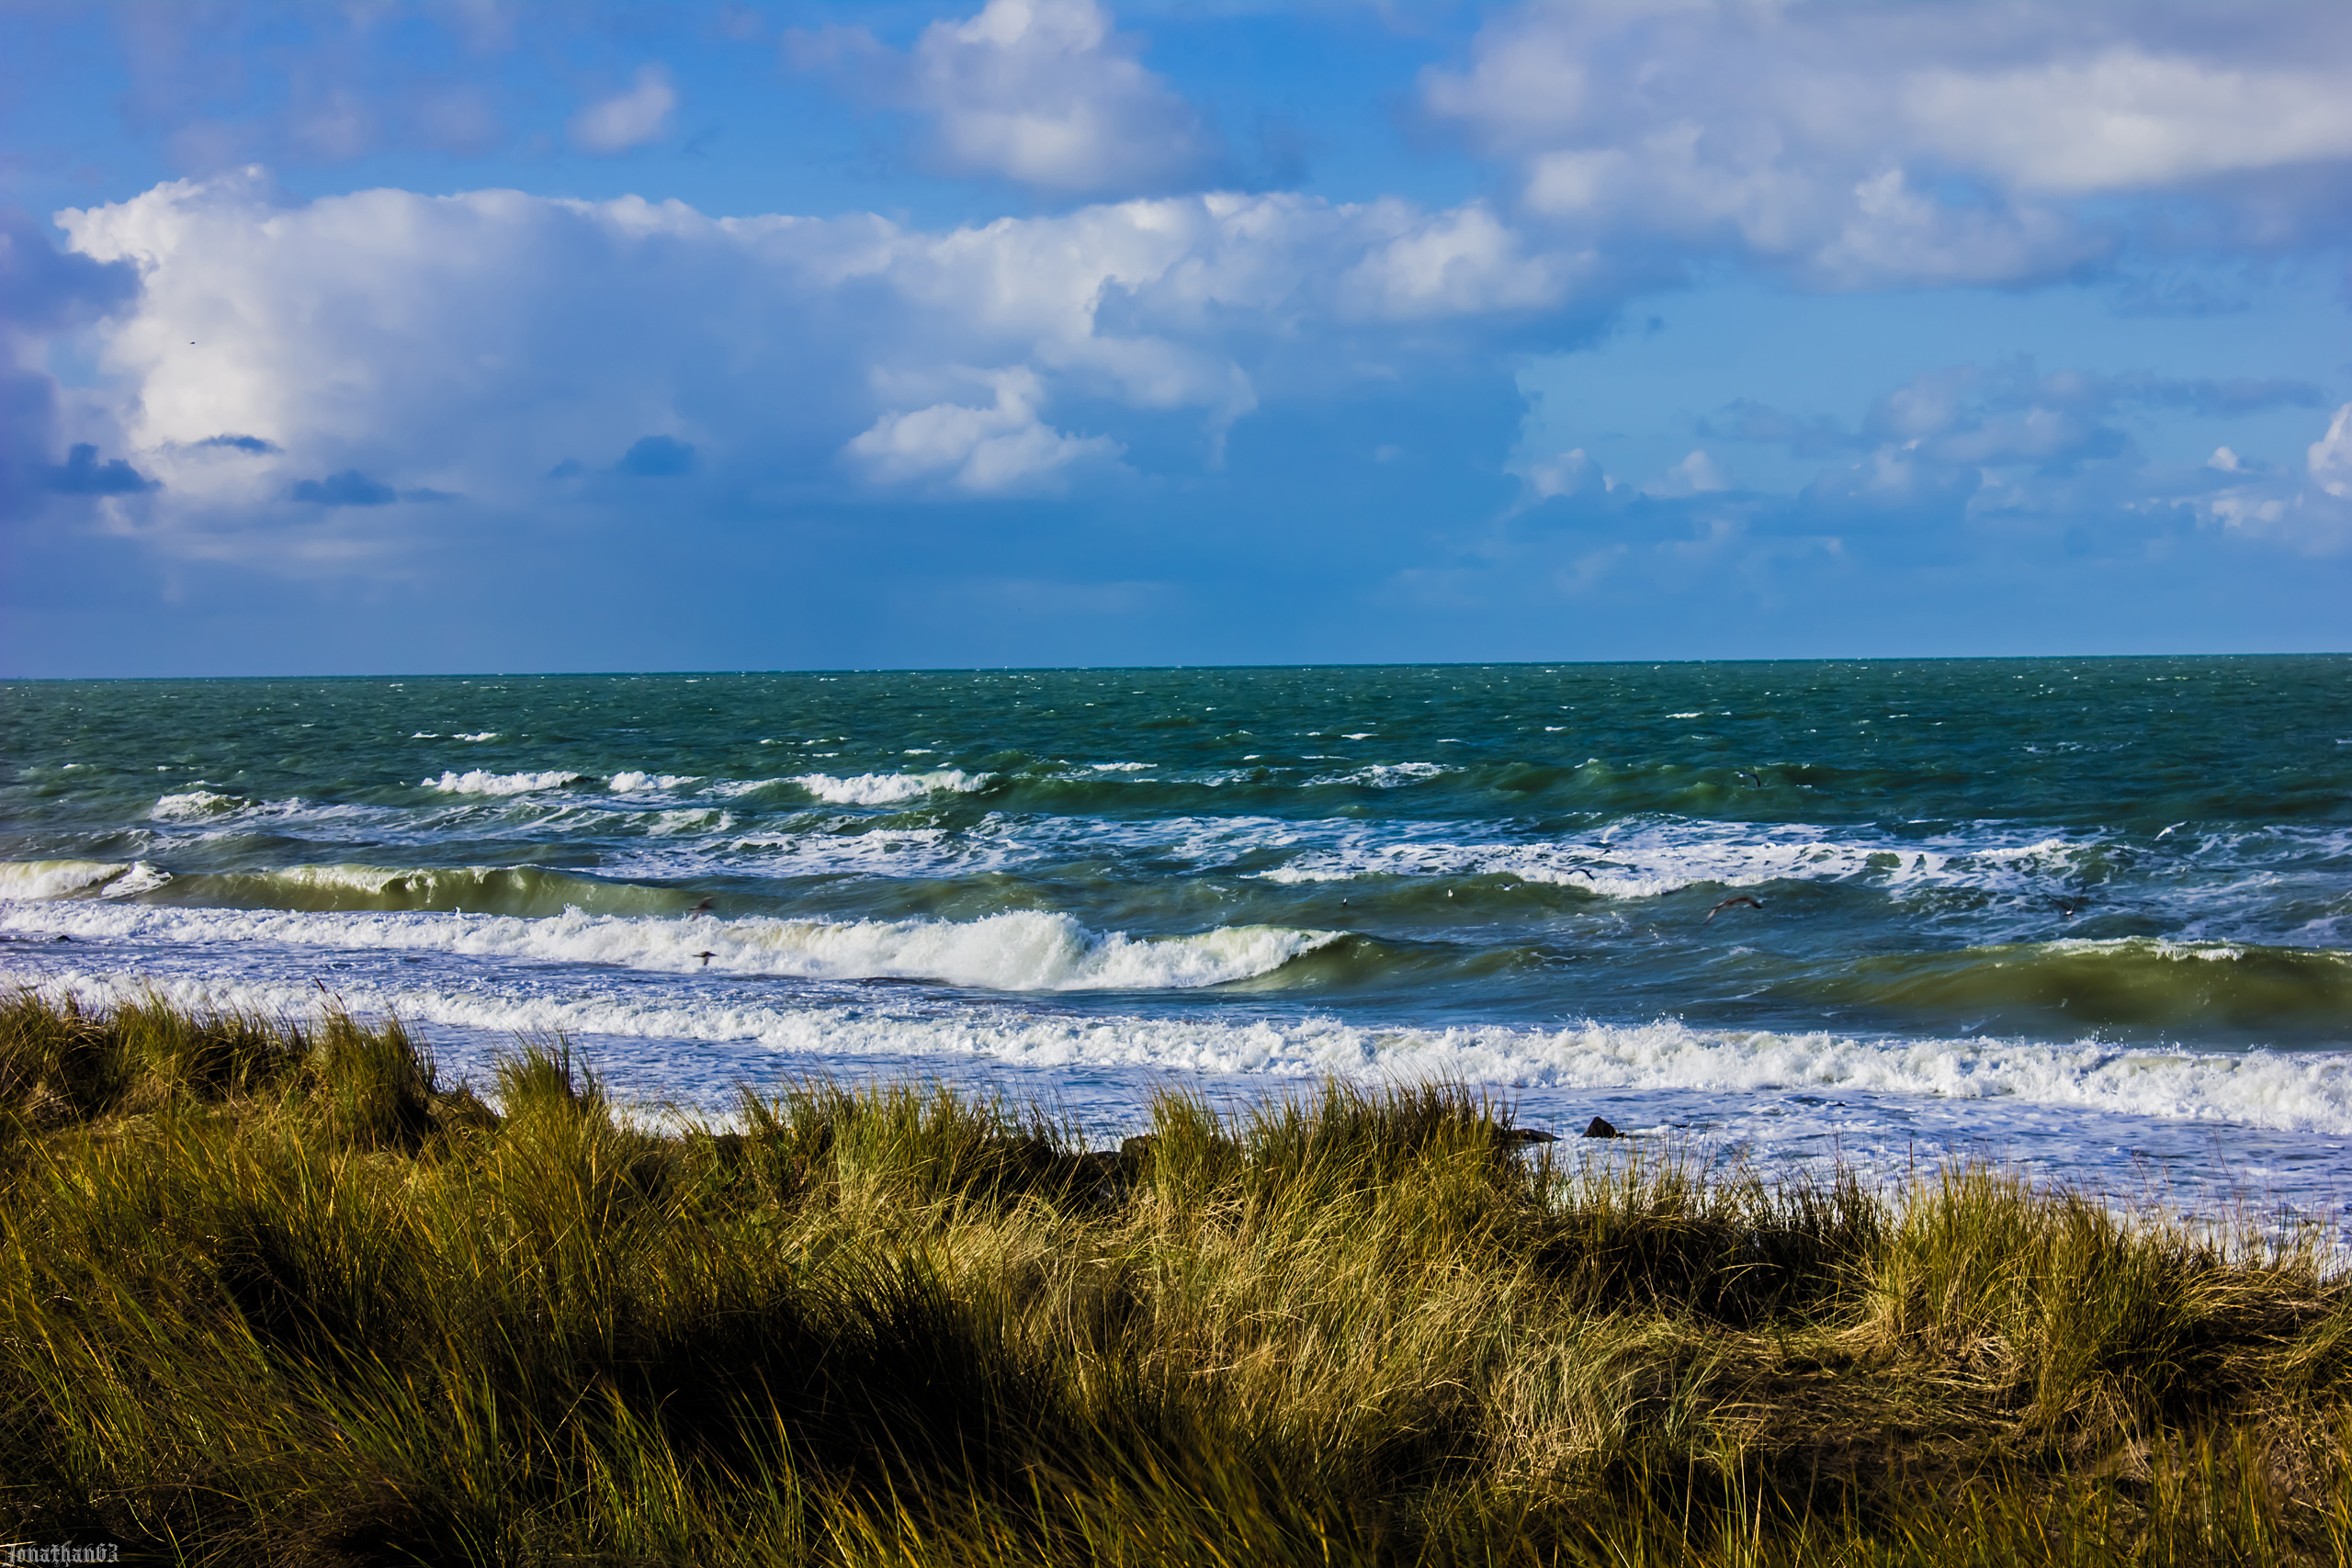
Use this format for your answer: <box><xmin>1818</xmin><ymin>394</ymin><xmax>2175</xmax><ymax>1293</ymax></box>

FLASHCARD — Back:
<box><xmin>4</xmin><ymin>0</ymin><xmax>2346</xmax><ymax>670</ymax></box>
<box><xmin>1426</xmin><ymin>0</ymin><xmax>2352</xmax><ymax>287</ymax></box>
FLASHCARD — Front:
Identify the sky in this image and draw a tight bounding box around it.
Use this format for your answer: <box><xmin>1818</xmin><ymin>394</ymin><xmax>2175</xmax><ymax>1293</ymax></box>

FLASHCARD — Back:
<box><xmin>2</xmin><ymin>1</ymin><xmax>2348</xmax><ymax>678</ymax></box>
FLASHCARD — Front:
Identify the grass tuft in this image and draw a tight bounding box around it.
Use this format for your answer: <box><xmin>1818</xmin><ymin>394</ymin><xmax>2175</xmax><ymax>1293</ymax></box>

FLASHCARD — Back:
<box><xmin>5</xmin><ymin>987</ymin><xmax>2352</xmax><ymax>1563</ymax></box>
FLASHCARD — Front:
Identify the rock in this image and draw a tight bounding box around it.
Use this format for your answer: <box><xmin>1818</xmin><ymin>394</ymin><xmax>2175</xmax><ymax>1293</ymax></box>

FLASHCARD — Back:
<box><xmin>1495</xmin><ymin>1127</ymin><xmax>1558</xmax><ymax>1145</ymax></box>
<box><xmin>1581</xmin><ymin>1115</ymin><xmax>1625</xmax><ymax>1139</ymax></box>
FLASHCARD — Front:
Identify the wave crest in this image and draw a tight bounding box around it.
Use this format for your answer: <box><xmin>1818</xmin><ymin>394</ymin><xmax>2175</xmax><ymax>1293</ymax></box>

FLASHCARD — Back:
<box><xmin>424</xmin><ymin>770</ymin><xmax>590</xmax><ymax>795</ymax></box>
<box><xmin>792</xmin><ymin>770</ymin><xmax>989</xmax><ymax>806</ymax></box>
<box><xmin>0</xmin><ymin>898</ymin><xmax>1336</xmax><ymax>993</ymax></box>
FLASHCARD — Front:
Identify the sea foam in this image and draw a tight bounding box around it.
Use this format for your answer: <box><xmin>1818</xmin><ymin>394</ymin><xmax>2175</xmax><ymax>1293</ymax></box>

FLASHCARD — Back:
<box><xmin>151</xmin><ymin>790</ymin><xmax>242</xmax><ymax>820</ymax></box>
<box><xmin>791</xmin><ymin>770</ymin><xmax>989</xmax><ymax>806</ymax></box>
<box><xmin>424</xmin><ymin>770</ymin><xmax>590</xmax><ymax>795</ymax></box>
<box><xmin>0</xmin><ymin>860</ymin><xmax>141</xmax><ymax>900</ymax></box>
<box><xmin>17</xmin><ymin>958</ymin><xmax>2352</xmax><ymax>1138</ymax></box>
<box><xmin>0</xmin><ymin>899</ymin><xmax>1334</xmax><ymax>993</ymax></box>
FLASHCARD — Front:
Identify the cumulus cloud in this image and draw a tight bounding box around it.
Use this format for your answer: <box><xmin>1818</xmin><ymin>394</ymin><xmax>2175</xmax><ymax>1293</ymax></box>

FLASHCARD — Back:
<box><xmin>39</xmin><ymin>167</ymin><xmax>1573</xmax><ymax>569</ymax></box>
<box><xmin>1645</xmin><ymin>449</ymin><xmax>1732</xmax><ymax>499</ymax></box>
<box><xmin>1716</xmin><ymin>361</ymin><xmax>2327</xmax><ymax>476</ymax></box>
<box><xmin>569</xmin><ymin>65</ymin><xmax>676</xmax><ymax>154</ymax></box>
<box><xmin>1675</xmin><ymin>367</ymin><xmax>2352</xmax><ymax>559</ymax></box>
<box><xmin>1424</xmin><ymin>0</ymin><xmax>2352</xmax><ymax>288</ymax></box>
<box><xmin>2202</xmin><ymin>405</ymin><xmax>2352</xmax><ymax>554</ymax></box>
<box><xmin>797</xmin><ymin>0</ymin><xmax>1222</xmax><ymax>196</ymax></box>
<box><xmin>846</xmin><ymin>367</ymin><xmax>1118</xmax><ymax>491</ymax></box>
<box><xmin>2312</xmin><ymin>406</ymin><xmax>2352</xmax><ymax>501</ymax></box>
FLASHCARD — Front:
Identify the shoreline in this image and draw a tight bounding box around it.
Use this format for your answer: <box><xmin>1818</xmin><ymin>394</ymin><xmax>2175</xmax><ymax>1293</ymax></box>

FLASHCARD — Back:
<box><xmin>10</xmin><ymin>953</ymin><xmax>2352</xmax><ymax>1245</ymax></box>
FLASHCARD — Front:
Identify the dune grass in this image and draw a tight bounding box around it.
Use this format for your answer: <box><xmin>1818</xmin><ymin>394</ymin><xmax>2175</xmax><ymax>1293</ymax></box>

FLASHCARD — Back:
<box><xmin>5</xmin><ymin>986</ymin><xmax>2352</xmax><ymax>1564</ymax></box>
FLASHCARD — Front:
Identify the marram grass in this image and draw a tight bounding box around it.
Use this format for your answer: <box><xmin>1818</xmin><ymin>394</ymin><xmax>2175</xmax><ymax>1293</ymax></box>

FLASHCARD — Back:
<box><xmin>5</xmin><ymin>987</ymin><xmax>2352</xmax><ymax>1564</ymax></box>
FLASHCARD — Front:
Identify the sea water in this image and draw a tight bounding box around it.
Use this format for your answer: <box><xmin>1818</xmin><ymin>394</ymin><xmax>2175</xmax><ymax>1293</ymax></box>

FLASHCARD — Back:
<box><xmin>4</xmin><ymin>660</ymin><xmax>2348</xmax><ymax>1225</ymax></box>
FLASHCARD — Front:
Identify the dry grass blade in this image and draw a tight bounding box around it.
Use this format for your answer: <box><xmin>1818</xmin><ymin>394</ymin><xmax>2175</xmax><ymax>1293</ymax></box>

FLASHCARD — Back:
<box><xmin>3</xmin><ymin>988</ymin><xmax>2350</xmax><ymax>1565</ymax></box>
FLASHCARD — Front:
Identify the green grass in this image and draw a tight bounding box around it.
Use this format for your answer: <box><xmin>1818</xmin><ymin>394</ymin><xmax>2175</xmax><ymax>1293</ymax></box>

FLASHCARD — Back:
<box><xmin>5</xmin><ymin>986</ymin><xmax>2352</xmax><ymax>1563</ymax></box>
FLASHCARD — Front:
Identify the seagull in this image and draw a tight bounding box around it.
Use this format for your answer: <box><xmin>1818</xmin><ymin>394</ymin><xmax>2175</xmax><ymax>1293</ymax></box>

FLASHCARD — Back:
<box><xmin>695</xmin><ymin>951</ymin><xmax>717</xmax><ymax>967</ymax></box>
<box><xmin>688</xmin><ymin>897</ymin><xmax>715</xmax><ymax>914</ymax></box>
<box><xmin>1703</xmin><ymin>895</ymin><xmax>1764</xmax><ymax>924</ymax></box>
<box><xmin>1736</xmin><ymin>771</ymin><xmax>1761</xmax><ymax>787</ymax></box>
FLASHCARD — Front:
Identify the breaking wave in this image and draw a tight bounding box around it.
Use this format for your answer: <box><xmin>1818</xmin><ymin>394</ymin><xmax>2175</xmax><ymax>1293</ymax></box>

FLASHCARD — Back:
<box><xmin>17</xmin><ymin>964</ymin><xmax>2352</xmax><ymax>1136</ymax></box>
<box><xmin>0</xmin><ymin>899</ymin><xmax>1338</xmax><ymax>993</ymax></box>
<box><xmin>424</xmin><ymin>769</ymin><xmax>592</xmax><ymax>795</ymax></box>
<box><xmin>791</xmin><ymin>770</ymin><xmax>989</xmax><ymax>806</ymax></box>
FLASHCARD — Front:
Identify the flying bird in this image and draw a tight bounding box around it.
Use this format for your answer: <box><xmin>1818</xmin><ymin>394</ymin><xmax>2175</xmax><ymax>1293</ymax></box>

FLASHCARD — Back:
<box><xmin>688</xmin><ymin>897</ymin><xmax>714</xmax><ymax>914</ymax></box>
<box><xmin>1703</xmin><ymin>895</ymin><xmax>1764</xmax><ymax>924</ymax></box>
<box><xmin>694</xmin><ymin>951</ymin><xmax>717</xmax><ymax>967</ymax></box>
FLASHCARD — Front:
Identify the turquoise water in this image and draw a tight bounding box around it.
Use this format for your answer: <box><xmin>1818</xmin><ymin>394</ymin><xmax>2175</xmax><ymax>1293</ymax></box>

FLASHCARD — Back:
<box><xmin>5</xmin><ymin>659</ymin><xmax>2350</xmax><ymax>1213</ymax></box>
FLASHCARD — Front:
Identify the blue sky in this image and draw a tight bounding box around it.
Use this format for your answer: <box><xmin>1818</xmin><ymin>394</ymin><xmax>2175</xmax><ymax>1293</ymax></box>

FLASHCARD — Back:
<box><xmin>3</xmin><ymin>0</ymin><xmax>2348</xmax><ymax>677</ymax></box>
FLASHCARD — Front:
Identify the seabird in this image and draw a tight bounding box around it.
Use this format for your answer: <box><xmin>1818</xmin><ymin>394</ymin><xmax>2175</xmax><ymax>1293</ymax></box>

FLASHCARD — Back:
<box><xmin>1736</xmin><ymin>771</ymin><xmax>1761</xmax><ymax>787</ymax></box>
<box><xmin>695</xmin><ymin>951</ymin><xmax>717</xmax><ymax>967</ymax></box>
<box><xmin>1703</xmin><ymin>895</ymin><xmax>1764</xmax><ymax>924</ymax></box>
<box><xmin>689</xmin><ymin>897</ymin><xmax>715</xmax><ymax>914</ymax></box>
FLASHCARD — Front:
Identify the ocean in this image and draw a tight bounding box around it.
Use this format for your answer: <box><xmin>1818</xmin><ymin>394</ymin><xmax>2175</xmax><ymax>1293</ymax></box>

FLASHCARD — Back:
<box><xmin>5</xmin><ymin>659</ymin><xmax>2349</xmax><ymax>1224</ymax></box>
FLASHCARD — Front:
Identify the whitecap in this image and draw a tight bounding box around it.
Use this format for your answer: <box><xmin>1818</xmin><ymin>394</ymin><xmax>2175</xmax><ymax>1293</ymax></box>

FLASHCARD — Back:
<box><xmin>424</xmin><ymin>770</ymin><xmax>588</xmax><ymax>795</ymax></box>
<box><xmin>0</xmin><ymin>900</ymin><xmax>1332</xmax><ymax>994</ymax></box>
<box><xmin>151</xmin><ymin>790</ymin><xmax>241</xmax><ymax>820</ymax></box>
<box><xmin>792</xmin><ymin>770</ymin><xmax>989</xmax><ymax>806</ymax></box>
<box><xmin>608</xmin><ymin>772</ymin><xmax>699</xmax><ymax>793</ymax></box>
<box><xmin>19</xmin><ymin>959</ymin><xmax>2352</xmax><ymax>1138</ymax></box>
<box><xmin>0</xmin><ymin>860</ymin><xmax>134</xmax><ymax>900</ymax></box>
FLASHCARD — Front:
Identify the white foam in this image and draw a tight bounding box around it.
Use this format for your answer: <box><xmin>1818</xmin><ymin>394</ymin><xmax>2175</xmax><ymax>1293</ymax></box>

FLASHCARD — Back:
<box><xmin>1257</xmin><ymin>818</ymin><xmax>2101</xmax><ymax>897</ymax></box>
<box><xmin>608</xmin><ymin>772</ymin><xmax>699</xmax><ymax>793</ymax></box>
<box><xmin>424</xmin><ymin>770</ymin><xmax>588</xmax><ymax>795</ymax></box>
<box><xmin>14</xmin><ymin>959</ymin><xmax>2352</xmax><ymax>1137</ymax></box>
<box><xmin>151</xmin><ymin>790</ymin><xmax>241</xmax><ymax>820</ymax></box>
<box><xmin>792</xmin><ymin>770</ymin><xmax>989</xmax><ymax>806</ymax></box>
<box><xmin>1091</xmin><ymin>762</ymin><xmax>1156</xmax><ymax>772</ymax></box>
<box><xmin>1344</xmin><ymin>762</ymin><xmax>1449</xmax><ymax>789</ymax></box>
<box><xmin>707</xmin><ymin>777</ymin><xmax>787</xmax><ymax>798</ymax></box>
<box><xmin>0</xmin><ymin>860</ymin><xmax>136</xmax><ymax>900</ymax></box>
<box><xmin>0</xmin><ymin>900</ymin><xmax>1334</xmax><ymax>994</ymax></box>
<box><xmin>455</xmin><ymin>731</ymin><xmax>500</xmax><ymax>742</ymax></box>
<box><xmin>107</xmin><ymin>863</ymin><xmax>174</xmax><ymax>897</ymax></box>
<box><xmin>650</xmin><ymin>809</ymin><xmax>732</xmax><ymax>836</ymax></box>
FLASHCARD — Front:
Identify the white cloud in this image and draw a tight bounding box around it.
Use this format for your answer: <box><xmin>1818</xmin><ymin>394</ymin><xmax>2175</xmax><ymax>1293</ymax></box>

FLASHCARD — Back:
<box><xmin>2312</xmin><ymin>404</ymin><xmax>2352</xmax><ymax>501</ymax></box>
<box><xmin>1645</xmin><ymin>449</ymin><xmax>1732</xmax><ymax>498</ymax></box>
<box><xmin>1337</xmin><ymin>202</ymin><xmax>1574</xmax><ymax>319</ymax></box>
<box><xmin>845</xmin><ymin>367</ymin><xmax>1119</xmax><ymax>491</ymax></box>
<box><xmin>41</xmin><ymin>169</ymin><xmax>1565</xmax><ymax>568</ymax></box>
<box><xmin>569</xmin><ymin>65</ymin><xmax>676</xmax><ymax>154</ymax></box>
<box><xmin>1518</xmin><ymin>446</ymin><xmax>1608</xmax><ymax>502</ymax></box>
<box><xmin>1905</xmin><ymin>51</ymin><xmax>2352</xmax><ymax>194</ymax></box>
<box><xmin>805</xmin><ymin>0</ymin><xmax>1220</xmax><ymax>195</ymax></box>
<box><xmin>1425</xmin><ymin>0</ymin><xmax>2352</xmax><ymax>288</ymax></box>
